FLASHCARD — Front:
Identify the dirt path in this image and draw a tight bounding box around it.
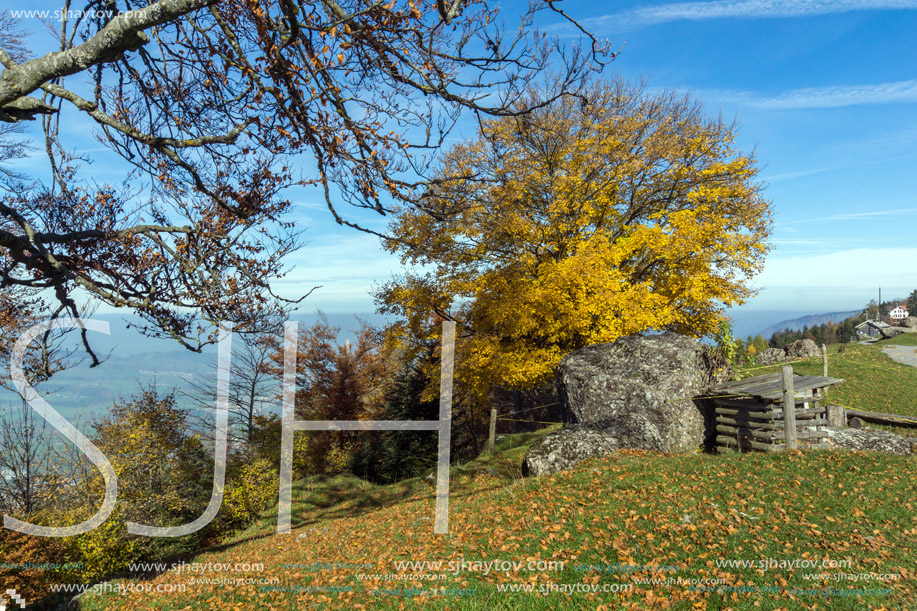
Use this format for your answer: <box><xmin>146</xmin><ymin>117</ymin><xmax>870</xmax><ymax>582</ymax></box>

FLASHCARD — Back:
<box><xmin>883</xmin><ymin>345</ymin><xmax>917</xmax><ymax>369</ymax></box>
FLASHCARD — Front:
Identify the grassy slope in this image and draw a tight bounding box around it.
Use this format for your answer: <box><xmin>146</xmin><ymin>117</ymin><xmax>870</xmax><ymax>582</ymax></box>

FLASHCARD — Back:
<box><xmin>77</xmin><ymin>428</ymin><xmax>915</xmax><ymax>611</ymax></box>
<box><xmin>884</xmin><ymin>333</ymin><xmax>917</xmax><ymax>347</ymax></box>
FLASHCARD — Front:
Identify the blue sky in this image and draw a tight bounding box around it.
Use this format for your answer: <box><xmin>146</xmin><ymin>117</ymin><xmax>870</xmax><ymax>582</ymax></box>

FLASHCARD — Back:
<box><xmin>552</xmin><ymin>0</ymin><xmax>917</xmax><ymax>318</ymax></box>
<box><xmin>273</xmin><ymin>0</ymin><xmax>917</xmax><ymax>322</ymax></box>
<box><xmin>4</xmin><ymin>0</ymin><xmax>917</xmax><ymax>335</ymax></box>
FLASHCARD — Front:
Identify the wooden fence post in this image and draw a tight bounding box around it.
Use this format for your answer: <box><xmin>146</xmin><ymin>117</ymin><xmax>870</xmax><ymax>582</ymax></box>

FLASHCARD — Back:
<box><xmin>826</xmin><ymin>404</ymin><xmax>846</xmax><ymax>428</ymax></box>
<box><xmin>782</xmin><ymin>365</ymin><xmax>798</xmax><ymax>450</ymax></box>
<box><xmin>821</xmin><ymin>343</ymin><xmax>829</xmax><ymax>400</ymax></box>
<box><xmin>485</xmin><ymin>408</ymin><xmax>497</xmax><ymax>454</ymax></box>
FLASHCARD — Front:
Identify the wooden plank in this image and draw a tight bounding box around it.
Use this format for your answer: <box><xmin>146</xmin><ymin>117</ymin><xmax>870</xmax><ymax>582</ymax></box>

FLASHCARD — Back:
<box><xmin>844</xmin><ymin>409</ymin><xmax>917</xmax><ymax>428</ymax></box>
<box><xmin>716</xmin><ymin>435</ymin><xmax>780</xmax><ymax>452</ymax></box>
<box><xmin>794</xmin><ymin>407</ymin><xmax>826</xmax><ymax>417</ymax></box>
<box><xmin>715</xmin><ymin>373</ymin><xmax>781</xmax><ymax>392</ymax></box>
<box><xmin>716</xmin><ymin>377</ymin><xmax>787</xmax><ymax>397</ymax></box>
<box><xmin>715</xmin><ymin>406</ymin><xmax>824</xmax><ymax>421</ymax></box>
<box><xmin>716</xmin><ymin>392</ymin><xmax>827</xmax><ymax>406</ymax></box>
<box><xmin>718</xmin><ymin>425</ymin><xmax>827</xmax><ymax>442</ymax></box>
<box><xmin>714</xmin><ymin>374</ymin><xmax>844</xmax><ymax>397</ymax></box>
<box><xmin>717</xmin><ymin>425</ymin><xmax>782</xmax><ymax>442</ymax></box>
<box><xmin>783</xmin><ymin>376</ymin><xmax>844</xmax><ymax>394</ymax></box>
<box><xmin>782</xmin><ymin>366</ymin><xmax>798</xmax><ymax>450</ymax></box>
<box><xmin>716</xmin><ymin>415</ymin><xmax>784</xmax><ymax>430</ymax></box>
<box><xmin>714</xmin><ymin>398</ymin><xmax>783</xmax><ymax>412</ymax></box>
<box><xmin>755</xmin><ymin>377</ymin><xmax>845</xmax><ymax>401</ymax></box>
<box><xmin>715</xmin><ymin>407</ymin><xmax>782</xmax><ymax>421</ymax></box>
<box><xmin>728</xmin><ymin>378</ymin><xmax>789</xmax><ymax>396</ymax></box>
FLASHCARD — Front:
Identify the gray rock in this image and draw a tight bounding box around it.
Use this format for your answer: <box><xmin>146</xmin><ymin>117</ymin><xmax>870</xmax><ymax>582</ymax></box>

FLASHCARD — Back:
<box><xmin>755</xmin><ymin>348</ymin><xmax>789</xmax><ymax>365</ymax></box>
<box><xmin>555</xmin><ymin>333</ymin><xmax>709</xmax><ymax>454</ymax></box>
<box><xmin>904</xmin><ymin>316</ymin><xmax>917</xmax><ymax>329</ymax></box>
<box><xmin>785</xmin><ymin>339</ymin><xmax>821</xmax><ymax>359</ymax></box>
<box><xmin>879</xmin><ymin>326</ymin><xmax>916</xmax><ymax>339</ymax></box>
<box><xmin>823</xmin><ymin>426</ymin><xmax>914</xmax><ymax>455</ymax></box>
<box><xmin>522</xmin><ymin>418</ymin><xmax>666</xmax><ymax>477</ymax></box>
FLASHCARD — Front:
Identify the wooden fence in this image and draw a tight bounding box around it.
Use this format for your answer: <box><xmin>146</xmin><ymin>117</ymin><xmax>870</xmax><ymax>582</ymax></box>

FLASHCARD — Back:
<box><xmin>712</xmin><ymin>366</ymin><xmax>844</xmax><ymax>453</ymax></box>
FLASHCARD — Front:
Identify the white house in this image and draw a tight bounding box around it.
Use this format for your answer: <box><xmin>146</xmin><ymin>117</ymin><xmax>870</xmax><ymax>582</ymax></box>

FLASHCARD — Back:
<box><xmin>889</xmin><ymin>305</ymin><xmax>909</xmax><ymax>320</ymax></box>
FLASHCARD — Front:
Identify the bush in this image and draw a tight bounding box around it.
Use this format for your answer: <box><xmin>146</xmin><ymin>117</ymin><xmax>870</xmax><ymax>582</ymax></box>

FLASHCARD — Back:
<box><xmin>0</xmin><ymin>528</ymin><xmax>73</xmax><ymax>602</ymax></box>
<box><xmin>221</xmin><ymin>458</ymin><xmax>279</xmax><ymax>529</ymax></box>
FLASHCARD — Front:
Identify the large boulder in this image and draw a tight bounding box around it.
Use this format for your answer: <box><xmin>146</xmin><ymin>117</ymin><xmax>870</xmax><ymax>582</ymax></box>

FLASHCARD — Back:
<box><xmin>904</xmin><ymin>316</ymin><xmax>917</xmax><ymax>330</ymax></box>
<box><xmin>785</xmin><ymin>339</ymin><xmax>821</xmax><ymax>359</ymax></box>
<box><xmin>823</xmin><ymin>427</ymin><xmax>915</xmax><ymax>455</ymax></box>
<box><xmin>880</xmin><ymin>326</ymin><xmax>916</xmax><ymax>339</ymax></box>
<box><xmin>522</xmin><ymin>417</ymin><xmax>667</xmax><ymax>477</ymax></box>
<box><xmin>756</xmin><ymin>348</ymin><xmax>789</xmax><ymax>365</ymax></box>
<box><xmin>555</xmin><ymin>333</ymin><xmax>710</xmax><ymax>454</ymax></box>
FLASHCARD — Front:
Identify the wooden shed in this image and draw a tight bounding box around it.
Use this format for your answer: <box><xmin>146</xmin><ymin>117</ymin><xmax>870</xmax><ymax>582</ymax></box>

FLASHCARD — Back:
<box><xmin>711</xmin><ymin>371</ymin><xmax>844</xmax><ymax>453</ymax></box>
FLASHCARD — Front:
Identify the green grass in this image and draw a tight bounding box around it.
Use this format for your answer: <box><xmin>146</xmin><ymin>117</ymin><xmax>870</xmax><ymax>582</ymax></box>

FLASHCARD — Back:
<box><xmin>882</xmin><ymin>333</ymin><xmax>917</xmax><ymax>346</ymax></box>
<box><xmin>73</xmin><ymin>428</ymin><xmax>915</xmax><ymax>611</ymax></box>
<box><xmin>44</xmin><ymin>340</ymin><xmax>917</xmax><ymax>611</ymax></box>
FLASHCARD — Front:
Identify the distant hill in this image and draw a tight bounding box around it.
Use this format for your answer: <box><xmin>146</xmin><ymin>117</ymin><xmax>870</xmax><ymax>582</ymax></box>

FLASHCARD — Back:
<box><xmin>0</xmin><ymin>349</ymin><xmax>215</xmax><ymax>426</ymax></box>
<box><xmin>0</xmin><ymin>312</ymin><xmax>388</xmax><ymax>426</ymax></box>
<box><xmin>758</xmin><ymin>309</ymin><xmax>862</xmax><ymax>339</ymax></box>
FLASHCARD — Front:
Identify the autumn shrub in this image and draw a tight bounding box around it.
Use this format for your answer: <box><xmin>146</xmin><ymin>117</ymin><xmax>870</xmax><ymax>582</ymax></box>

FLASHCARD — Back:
<box><xmin>68</xmin><ymin>510</ymin><xmax>139</xmax><ymax>583</ymax></box>
<box><xmin>221</xmin><ymin>458</ymin><xmax>279</xmax><ymax>530</ymax></box>
<box><xmin>0</xmin><ymin>528</ymin><xmax>72</xmax><ymax>602</ymax></box>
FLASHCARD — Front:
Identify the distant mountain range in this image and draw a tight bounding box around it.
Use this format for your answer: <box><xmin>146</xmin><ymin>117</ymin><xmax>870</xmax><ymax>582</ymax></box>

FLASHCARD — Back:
<box><xmin>1</xmin><ymin>312</ymin><xmax>387</xmax><ymax>427</ymax></box>
<box><xmin>757</xmin><ymin>309</ymin><xmax>862</xmax><ymax>339</ymax></box>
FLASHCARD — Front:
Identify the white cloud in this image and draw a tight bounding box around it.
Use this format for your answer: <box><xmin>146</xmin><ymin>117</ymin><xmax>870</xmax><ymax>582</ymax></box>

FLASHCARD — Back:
<box><xmin>756</xmin><ymin>247</ymin><xmax>917</xmax><ymax>288</ymax></box>
<box><xmin>572</xmin><ymin>0</ymin><xmax>917</xmax><ymax>32</ymax></box>
<box><xmin>784</xmin><ymin>208</ymin><xmax>917</xmax><ymax>223</ymax></box>
<box><xmin>702</xmin><ymin>80</ymin><xmax>917</xmax><ymax>109</ymax></box>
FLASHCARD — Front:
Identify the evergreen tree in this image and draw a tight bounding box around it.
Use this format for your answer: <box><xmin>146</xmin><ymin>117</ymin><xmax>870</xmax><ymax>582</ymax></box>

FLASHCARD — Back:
<box><xmin>349</xmin><ymin>363</ymin><xmax>440</xmax><ymax>484</ymax></box>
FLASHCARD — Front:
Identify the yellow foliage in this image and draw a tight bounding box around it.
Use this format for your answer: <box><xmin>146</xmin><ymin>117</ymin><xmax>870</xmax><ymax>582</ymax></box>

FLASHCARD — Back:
<box><xmin>378</xmin><ymin>79</ymin><xmax>772</xmax><ymax>401</ymax></box>
<box><xmin>223</xmin><ymin>459</ymin><xmax>279</xmax><ymax>528</ymax></box>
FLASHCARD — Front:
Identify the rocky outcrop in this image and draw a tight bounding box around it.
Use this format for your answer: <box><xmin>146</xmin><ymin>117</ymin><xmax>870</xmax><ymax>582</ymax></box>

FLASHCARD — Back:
<box><xmin>522</xmin><ymin>334</ymin><xmax>716</xmax><ymax>477</ymax></box>
<box><xmin>756</xmin><ymin>348</ymin><xmax>790</xmax><ymax>365</ymax></box>
<box><xmin>823</xmin><ymin>426</ymin><xmax>915</xmax><ymax>455</ymax></box>
<box><xmin>754</xmin><ymin>339</ymin><xmax>824</xmax><ymax>364</ymax></box>
<box><xmin>904</xmin><ymin>316</ymin><xmax>917</xmax><ymax>330</ymax></box>
<box><xmin>522</xmin><ymin>418</ymin><xmax>666</xmax><ymax>477</ymax></box>
<box><xmin>555</xmin><ymin>333</ymin><xmax>711</xmax><ymax>454</ymax></box>
<box><xmin>785</xmin><ymin>339</ymin><xmax>821</xmax><ymax>359</ymax></box>
<box><xmin>879</xmin><ymin>326</ymin><xmax>916</xmax><ymax>339</ymax></box>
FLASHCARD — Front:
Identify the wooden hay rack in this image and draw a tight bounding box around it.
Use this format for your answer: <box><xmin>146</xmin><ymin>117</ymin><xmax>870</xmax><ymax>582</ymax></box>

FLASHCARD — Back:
<box><xmin>711</xmin><ymin>368</ymin><xmax>844</xmax><ymax>453</ymax></box>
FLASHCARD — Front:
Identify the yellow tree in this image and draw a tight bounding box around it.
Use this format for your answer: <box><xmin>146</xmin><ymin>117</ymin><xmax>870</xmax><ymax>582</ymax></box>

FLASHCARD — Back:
<box><xmin>379</xmin><ymin>79</ymin><xmax>773</xmax><ymax>402</ymax></box>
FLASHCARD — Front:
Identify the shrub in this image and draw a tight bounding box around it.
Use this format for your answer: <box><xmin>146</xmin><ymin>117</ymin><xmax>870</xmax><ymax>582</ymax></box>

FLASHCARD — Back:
<box><xmin>222</xmin><ymin>458</ymin><xmax>279</xmax><ymax>530</ymax></box>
